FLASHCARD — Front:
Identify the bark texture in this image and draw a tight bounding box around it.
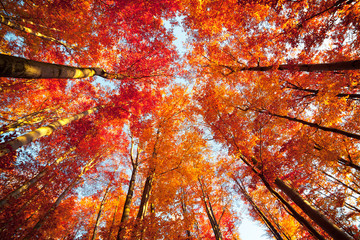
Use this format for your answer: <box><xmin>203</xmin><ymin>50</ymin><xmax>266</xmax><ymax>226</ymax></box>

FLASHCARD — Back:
<box><xmin>0</xmin><ymin>54</ymin><xmax>105</xmax><ymax>79</ymax></box>
<box><xmin>275</xmin><ymin>178</ymin><xmax>352</xmax><ymax>240</ymax></box>
<box><xmin>91</xmin><ymin>183</ymin><xmax>111</xmax><ymax>240</ymax></box>
<box><xmin>137</xmin><ymin>172</ymin><xmax>155</xmax><ymax>220</ymax></box>
<box><xmin>117</xmin><ymin>163</ymin><xmax>138</xmax><ymax>240</ymax></box>
<box><xmin>236</xmin><ymin>154</ymin><xmax>326</xmax><ymax>240</ymax></box>
<box><xmin>117</xmin><ymin>142</ymin><xmax>140</xmax><ymax>240</ymax></box>
<box><xmin>0</xmin><ymin>54</ymin><xmax>157</xmax><ymax>80</ymax></box>
<box><xmin>0</xmin><ymin>106</ymin><xmax>100</xmax><ymax>157</ymax></box>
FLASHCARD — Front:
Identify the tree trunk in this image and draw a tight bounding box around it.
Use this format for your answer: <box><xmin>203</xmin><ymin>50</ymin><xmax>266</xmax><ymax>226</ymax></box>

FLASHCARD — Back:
<box><xmin>211</xmin><ymin>122</ymin><xmax>325</xmax><ymax>239</ymax></box>
<box><xmin>0</xmin><ymin>106</ymin><xmax>100</xmax><ymax>157</ymax></box>
<box><xmin>233</xmin><ymin>178</ymin><xmax>284</xmax><ymax>240</ymax></box>
<box><xmin>274</xmin><ymin>178</ymin><xmax>353</xmax><ymax>240</ymax></box>
<box><xmin>0</xmin><ymin>107</ymin><xmax>55</xmax><ymax>135</ymax></box>
<box><xmin>0</xmin><ymin>53</ymin><xmax>106</xmax><ymax>79</ymax></box>
<box><xmin>313</xmin><ymin>144</ymin><xmax>360</xmax><ymax>171</ymax></box>
<box><xmin>180</xmin><ymin>188</ymin><xmax>192</xmax><ymax>240</ymax></box>
<box><xmin>233</xmin><ymin>60</ymin><xmax>360</xmax><ymax>72</ymax></box>
<box><xmin>186</xmin><ymin>229</ymin><xmax>191</xmax><ymax>239</ymax></box>
<box><xmin>22</xmin><ymin>176</ymin><xmax>83</xmax><ymax>240</ymax></box>
<box><xmin>233</xmin><ymin>152</ymin><xmax>326</xmax><ymax>240</ymax></box>
<box><xmin>0</xmin><ymin>14</ymin><xmax>74</xmax><ymax>49</ymax></box>
<box><xmin>131</xmin><ymin>171</ymin><xmax>155</xmax><ymax>240</ymax></box>
<box><xmin>108</xmin><ymin>195</ymin><xmax>122</xmax><ymax>240</ymax></box>
<box><xmin>257</xmin><ymin>174</ymin><xmax>326</xmax><ymax>240</ymax></box>
<box><xmin>0</xmin><ymin>54</ymin><xmax>165</xmax><ymax>80</ymax></box>
<box><xmin>260</xmin><ymin>110</ymin><xmax>360</xmax><ymax>140</ymax></box>
<box><xmin>211</xmin><ymin>117</ymin><xmax>327</xmax><ymax>238</ymax></box>
<box><xmin>199</xmin><ymin>178</ymin><xmax>223</xmax><ymax>240</ymax></box>
<box><xmin>262</xmin><ymin>204</ymin><xmax>292</xmax><ymax>240</ymax></box>
<box><xmin>121</xmin><ymin>164</ymin><xmax>138</xmax><ymax>222</ymax></box>
<box><xmin>117</xmin><ymin>141</ymin><xmax>140</xmax><ymax>240</ymax></box>
<box><xmin>0</xmin><ymin>147</ymin><xmax>75</xmax><ymax>209</ymax></box>
<box><xmin>22</xmin><ymin>156</ymin><xmax>98</xmax><ymax>240</ymax></box>
<box><xmin>91</xmin><ymin>183</ymin><xmax>111</xmax><ymax>240</ymax></box>
<box><xmin>136</xmin><ymin>172</ymin><xmax>155</xmax><ymax>220</ymax></box>
<box><xmin>117</xmin><ymin>163</ymin><xmax>138</xmax><ymax>240</ymax></box>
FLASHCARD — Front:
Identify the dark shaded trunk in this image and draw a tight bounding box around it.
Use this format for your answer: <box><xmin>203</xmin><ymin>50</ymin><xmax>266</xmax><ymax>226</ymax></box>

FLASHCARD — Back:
<box><xmin>0</xmin><ymin>106</ymin><xmax>100</xmax><ymax>158</ymax></box>
<box><xmin>209</xmin><ymin>119</ymin><xmax>325</xmax><ymax>239</ymax></box>
<box><xmin>136</xmin><ymin>172</ymin><xmax>155</xmax><ymax>220</ymax></box>
<box><xmin>274</xmin><ymin>178</ymin><xmax>352</xmax><ymax>240</ymax></box>
<box><xmin>199</xmin><ymin>178</ymin><xmax>223</xmax><ymax>240</ymax></box>
<box><xmin>180</xmin><ymin>188</ymin><xmax>192</xmax><ymax>240</ymax></box>
<box><xmin>236</xmin><ymin>154</ymin><xmax>326</xmax><ymax>240</ymax></box>
<box><xmin>233</xmin><ymin>178</ymin><xmax>284</xmax><ymax>240</ymax></box>
<box><xmin>313</xmin><ymin>144</ymin><xmax>360</xmax><ymax>171</ymax></box>
<box><xmin>234</xmin><ymin>60</ymin><xmax>360</xmax><ymax>72</ymax></box>
<box><xmin>259</xmin><ymin>175</ymin><xmax>326</xmax><ymax>240</ymax></box>
<box><xmin>260</xmin><ymin>110</ymin><xmax>360</xmax><ymax>140</ymax></box>
<box><xmin>186</xmin><ymin>229</ymin><xmax>191</xmax><ymax>239</ymax></box>
<box><xmin>262</xmin><ymin>204</ymin><xmax>292</xmax><ymax>240</ymax></box>
<box><xmin>0</xmin><ymin>147</ymin><xmax>75</xmax><ymax>209</ymax></box>
<box><xmin>91</xmin><ymin>183</ymin><xmax>111</xmax><ymax>240</ymax></box>
<box><xmin>321</xmin><ymin>170</ymin><xmax>360</xmax><ymax>195</ymax></box>
<box><xmin>285</xmin><ymin>83</ymin><xmax>360</xmax><ymax>100</ymax></box>
<box><xmin>117</xmin><ymin>164</ymin><xmax>138</xmax><ymax>240</ymax></box>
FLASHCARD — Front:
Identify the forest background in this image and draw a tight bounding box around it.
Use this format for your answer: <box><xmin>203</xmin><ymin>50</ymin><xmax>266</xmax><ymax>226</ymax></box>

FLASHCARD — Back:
<box><xmin>0</xmin><ymin>0</ymin><xmax>360</xmax><ymax>239</ymax></box>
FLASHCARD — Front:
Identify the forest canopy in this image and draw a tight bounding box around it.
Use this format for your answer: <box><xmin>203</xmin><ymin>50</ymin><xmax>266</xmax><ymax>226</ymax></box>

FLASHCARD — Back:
<box><xmin>0</xmin><ymin>0</ymin><xmax>360</xmax><ymax>239</ymax></box>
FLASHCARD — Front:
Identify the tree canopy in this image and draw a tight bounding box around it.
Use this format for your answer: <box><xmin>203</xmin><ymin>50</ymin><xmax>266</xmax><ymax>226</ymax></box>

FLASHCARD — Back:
<box><xmin>0</xmin><ymin>0</ymin><xmax>360</xmax><ymax>239</ymax></box>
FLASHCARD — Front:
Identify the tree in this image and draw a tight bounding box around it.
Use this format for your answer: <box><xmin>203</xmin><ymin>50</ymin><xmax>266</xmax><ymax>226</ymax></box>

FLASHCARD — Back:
<box><xmin>192</xmin><ymin>79</ymin><xmax>358</xmax><ymax>238</ymax></box>
<box><xmin>117</xmin><ymin>137</ymin><xmax>141</xmax><ymax>240</ymax></box>
<box><xmin>0</xmin><ymin>105</ymin><xmax>101</xmax><ymax>158</ymax></box>
<box><xmin>198</xmin><ymin>177</ymin><xmax>223</xmax><ymax>240</ymax></box>
<box><xmin>1</xmin><ymin>0</ymin><xmax>360</xmax><ymax>239</ymax></box>
<box><xmin>91</xmin><ymin>182</ymin><xmax>111</xmax><ymax>240</ymax></box>
<box><xmin>182</xmin><ymin>0</ymin><xmax>360</xmax><ymax>237</ymax></box>
<box><xmin>233</xmin><ymin>177</ymin><xmax>285</xmax><ymax>240</ymax></box>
